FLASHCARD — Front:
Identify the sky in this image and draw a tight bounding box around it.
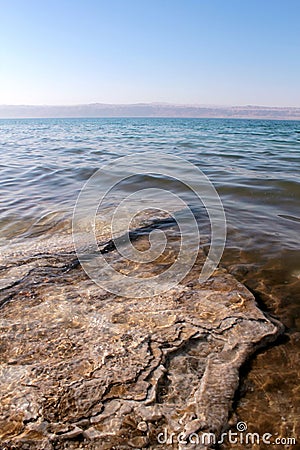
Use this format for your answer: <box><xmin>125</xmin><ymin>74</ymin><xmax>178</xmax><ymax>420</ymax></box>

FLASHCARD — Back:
<box><xmin>1</xmin><ymin>0</ymin><xmax>300</xmax><ymax>107</ymax></box>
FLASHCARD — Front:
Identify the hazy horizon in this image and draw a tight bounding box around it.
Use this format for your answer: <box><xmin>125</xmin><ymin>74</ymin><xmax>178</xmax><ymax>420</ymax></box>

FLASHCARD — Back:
<box><xmin>1</xmin><ymin>102</ymin><xmax>300</xmax><ymax>120</ymax></box>
<box><xmin>1</xmin><ymin>101</ymin><xmax>300</xmax><ymax>108</ymax></box>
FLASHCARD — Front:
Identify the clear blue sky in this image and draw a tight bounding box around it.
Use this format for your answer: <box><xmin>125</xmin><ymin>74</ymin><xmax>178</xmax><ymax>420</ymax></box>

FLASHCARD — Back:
<box><xmin>1</xmin><ymin>0</ymin><xmax>299</xmax><ymax>106</ymax></box>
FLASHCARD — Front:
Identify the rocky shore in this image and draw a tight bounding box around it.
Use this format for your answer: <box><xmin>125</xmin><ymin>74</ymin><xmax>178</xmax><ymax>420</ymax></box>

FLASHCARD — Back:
<box><xmin>0</xmin><ymin>217</ymin><xmax>283</xmax><ymax>449</ymax></box>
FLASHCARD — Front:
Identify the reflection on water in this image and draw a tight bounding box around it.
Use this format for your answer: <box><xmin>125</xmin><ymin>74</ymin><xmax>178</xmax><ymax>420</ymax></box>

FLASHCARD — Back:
<box><xmin>0</xmin><ymin>117</ymin><xmax>299</xmax><ymax>437</ymax></box>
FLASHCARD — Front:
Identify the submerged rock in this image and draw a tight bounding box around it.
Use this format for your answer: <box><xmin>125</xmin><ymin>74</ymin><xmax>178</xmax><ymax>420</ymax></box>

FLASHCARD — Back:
<box><xmin>0</xmin><ymin>216</ymin><xmax>282</xmax><ymax>449</ymax></box>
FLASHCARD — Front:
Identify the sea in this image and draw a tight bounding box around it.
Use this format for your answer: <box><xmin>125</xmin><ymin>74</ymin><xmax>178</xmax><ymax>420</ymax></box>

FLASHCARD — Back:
<box><xmin>0</xmin><ymin>117</ymin><xmax>299</xmax><ymax>441</ymax></box>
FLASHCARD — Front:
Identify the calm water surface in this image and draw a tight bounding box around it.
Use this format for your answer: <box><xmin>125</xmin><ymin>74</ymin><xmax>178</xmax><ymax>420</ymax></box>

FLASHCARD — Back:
<box><xmin>0</xmin><ymin>118</ymin><xmax>299</xmax><ymax>443</ymax></box>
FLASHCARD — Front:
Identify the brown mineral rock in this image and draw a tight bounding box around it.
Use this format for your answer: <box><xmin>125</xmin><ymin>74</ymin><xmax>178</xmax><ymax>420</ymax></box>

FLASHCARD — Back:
<box><xmin>0</xmin><ymin>216</ymin><xmax>282</xmax><ymax>449</ymax></box>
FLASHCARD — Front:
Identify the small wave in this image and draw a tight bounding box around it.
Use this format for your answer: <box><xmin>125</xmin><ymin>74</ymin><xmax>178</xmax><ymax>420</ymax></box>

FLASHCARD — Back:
<box><xmin>278</xmin><ymin>214</ymin><xmax>300</xmax><ymax>223</ymax></box>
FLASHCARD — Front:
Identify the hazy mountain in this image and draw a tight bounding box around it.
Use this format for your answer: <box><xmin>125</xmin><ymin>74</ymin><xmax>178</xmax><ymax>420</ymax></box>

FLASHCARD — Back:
<box><xmin>0</xmin><ymin>103</ymin><xmax>300</xmax><ymax>119</ymax></box>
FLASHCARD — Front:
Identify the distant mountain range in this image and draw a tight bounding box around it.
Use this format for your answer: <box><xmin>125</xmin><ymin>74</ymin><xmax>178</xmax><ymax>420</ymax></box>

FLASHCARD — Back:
<box><xmin>0</xmin><ymin>103</ymin><xmax>300</xmax><ymax>119</ymax></box>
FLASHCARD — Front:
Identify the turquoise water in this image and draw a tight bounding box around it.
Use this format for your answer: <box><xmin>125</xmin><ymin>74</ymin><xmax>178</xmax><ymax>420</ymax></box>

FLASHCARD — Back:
<box><xmin>0</xmin><ymin>118</ymin><xmax>300</xmax><ymax>435</ymax></box>
<box><xmin>1</xmin><ymin>118</ymin><xmax>299</xmax><ymax>264</ymax></box>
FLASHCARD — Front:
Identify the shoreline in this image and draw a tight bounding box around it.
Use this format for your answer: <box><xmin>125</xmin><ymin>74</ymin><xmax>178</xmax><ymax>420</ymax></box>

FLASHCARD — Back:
<box><xmin>0</xmin><ymin>216</ymin><xmax>284</xmax><ymax>448</ymax></box>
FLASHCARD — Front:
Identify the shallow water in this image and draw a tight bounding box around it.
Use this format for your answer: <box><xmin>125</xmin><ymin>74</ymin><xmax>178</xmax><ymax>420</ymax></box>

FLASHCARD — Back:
<box><xmin>0</xmin><ymin>118</ymin><xmax>299</xmax><ymax>442</ymax></box>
